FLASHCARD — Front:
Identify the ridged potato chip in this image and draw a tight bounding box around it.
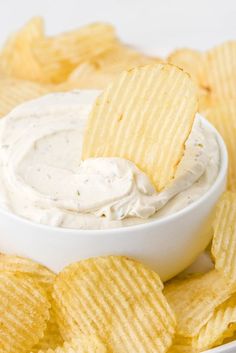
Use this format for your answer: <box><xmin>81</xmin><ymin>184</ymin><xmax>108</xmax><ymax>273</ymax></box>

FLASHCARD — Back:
<box><xmin>0</xmin><ymin>17</ymin><xmax>47</xmax><ymax>82</ymax></box>
<box><xmin>221</xmin><ymin>330</ymin><xmax>236</xmax><ymax>345</ymax></box>
<box><xmin>0</xmin><ymin>253</ymin><xmax>55</xmax><ymax>288</ymax></box>
<box><xmin>35</xmin><ymin>22</ymin><xmax>116</xmax><ymax>65</ymax></box>
<box><xmin>168</xmin><ymin>338</ymin><xmax>199</xmax><ymax>353</ymax></box>
<box><xmin>0</xmin><ymin>18</ymin><xmax>117</xmax><ymax>84</ymax></box>
<box><xmin>211</xmin><ymin>192</ymin><xmax>236</xmax><ymax>283</ymax></box>
<box><xmin>206</xmin><ymin>99</ymin><xmax>236</xmax><ymax>190</ymax></box>
<box><xmin>167</xmin><ymin>48</ymin><xmax>206</xmax><ymax>86</ymax></box>
<box><xmin>171</xmin><ymin>295</ymin><xmax>236</xmax><ymax>351</ymax></box>
<box><xmin>93</xmin><ymin>44</ymin><xmax>161</xmax><ymax>70</ymax></box>
<box><xmin>82</xmin><ymin>63</ymin><xmax>198</xmax><ymax>191</ymax></box>
<box><xmin>193</xmin><ymin>295</ymin><xmax>236</xmax><ymax>350</ymax></box>
<box><xmin>164</xmin><ymin>270</ymin><xmax>234</xmax><ymax>337</ymax></box>
<box><xmin>31</xmin><ymin>310</ymin><xmax>63</xmax><ymax>352</ymax></box>
<box><xmin>0</xmin><ymin>254</ymin><xmax>63</xmax><ymax>351</ymax></box>
<box><xmin>198</xmin><ymin>86</ymin><xmax>213</xmax><ymax>114</ymax></box>
<box><xmin>36</xmin><ymin>335</ymin><xmax>107</xmax><ymax>353</ymax></box>
<box><xmin>53</xmin><ymin>256</ymin><xmax>176</xmax><ymax>353</ymax></box>
<box><xmin>167</xmin><ymin>48</ymin><xmax>211</xmax><ymax>114</ymax></box>
<box><xmin>0</xmin><ymin>17</ymin><xmax>160</xmax><ymax>87</ymax></box>
<box><xmin>205</xmin><ymin>41</ymin><xmax>236</xmax><ymax>98</ymax></box>
<box><xmin>167</xmin><ymin>343</ymin><xmax>198</xmax><ymax>353</ymax></box>
<box><xmin>0</xmin><ymin>272</ymin><xmax>50</xmax><ymax>353</ymax></box>
<box><xmin>63</xmin><ymin>61</ymin><xmax>116</xmax><ymax>89</ymax></box>
<box><xmin>0</xmin><ymin>78</ymin><xmax>52</xmax><ymax>117</ymax></box>
<box><xmin>66</xmin><ymin>44</ymin><xmax>161</xmax><ymax>89</ymax></box>
<box><xmin>32</xmin><ymin>22</ymin><xmax>117</xmax><ymax>83</ymax></box>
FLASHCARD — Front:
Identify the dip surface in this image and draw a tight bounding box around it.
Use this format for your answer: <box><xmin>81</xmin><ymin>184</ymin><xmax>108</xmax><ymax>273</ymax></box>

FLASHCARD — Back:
<box><xmin>0</xmin><ymin>91</ymin><xmax>220</xmax><ymax>229</ymax></box>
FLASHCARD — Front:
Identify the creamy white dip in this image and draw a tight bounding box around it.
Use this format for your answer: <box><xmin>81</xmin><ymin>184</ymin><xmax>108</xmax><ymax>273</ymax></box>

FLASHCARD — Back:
<box><xmin>0</xmin><ymin>91</ymin><xmax>220</xmax><ymax>229</ymax></box>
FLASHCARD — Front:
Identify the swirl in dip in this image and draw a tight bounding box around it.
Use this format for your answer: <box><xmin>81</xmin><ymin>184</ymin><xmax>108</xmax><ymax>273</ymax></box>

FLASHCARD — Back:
<box><xmin>0</xmin><ymin>91</ymin><xmax>220</xmax><ymax>229</ymax></box>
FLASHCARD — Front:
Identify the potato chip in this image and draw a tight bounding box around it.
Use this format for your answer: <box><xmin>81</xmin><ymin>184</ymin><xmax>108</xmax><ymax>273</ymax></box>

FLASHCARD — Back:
<box><xmin>82</xmin><ymin>63</ymin><xmax>198</xmax><ymax>191</ymax></box>
<box><xmin>206</xmin><ymin>99</ymin><xmax>236</xmax><ymax>190</ymax></box>
<box><xmin>167</xmin><ymin>48</ymin><xmax>206</xmax><ymax>86</ymax></box>
<box><xmin>0</xmin><ymin>19</ymin><xmax>117</xmax><ymax>84</ymax></box>
<box><xmin>36</xmin><ymin>335</ymin><xmax>107</xmax><ymax>353</ymax></box>
<box><xmin>211</xmin><ymin>192</ymin><xmax>236</xmax><ymax>284</ymax></box>
<box><xmin>65</xmin><ymin>44</ymin><xmax>161</xmax><ymax>90</ymax></box>
<box><xmin>62</xmin><ymin>62</ymin><xmax>113</xmax><ymax>89</ymax></box>
<box><xmin>0</xmin><ymin>253</ymin><xmax>55</xmax><ymax>288</ymax></box>
<box><xmin>198</xmin><ymin>86</ymin><xmax>212</xmax><ymax>114</ymax></box>
<box><xmin>205</xmin><ymin>41</ymin><xmax>236</xmax><ymax>98</ymax></box>
<box><xmin>0</xmin><ymin>272</ymin><xmax>50</xmax><ymax>353</ymax></box>
<box><xmin>0</xmin><ymin>254</ymin><xmax>62</xmax><ymax>352</ymax></box>
<box><xmin>31</xmin><ymin>22</ymin><xmax>117</xmax><ymax>83</ymax></box>
<box><xmin>167</xmin><ymin>343</ymin><xmax>198</xmax><ymax>353</ymax></box>
<box><xmin>0</xmin><ymin>78</ymin><xmax>52</xmax><ymax>117</ymax></box>
<box><xmin>164</xmin><ymin>270</ymin><xmax>234</xmax><ymax>337</ymax></box>
<box><xmin>0</xmin><ymin>17</ymin><xmax>48</xmax><ymax>82</ymax></box>
<box><xmin>31</xmin><ymin>310</ymin><xmax>63</xmax><ymax>352</ymax></box>
<box><xmin>222</xmin><ymin>330</ymin><xmax>236</xmax><ymax>345</ymax></box>
<box><xmin>52</xmin><ymin>256</ymin><xmax>176</xmax><ymax>353</ymax></box>
<box><xmin>93</xmin><ymin>43</ymin><xmax>161</xmax><ymax>69</ymax></box>
<box><xmin>168</xmin><ymin>338</ymin><xmax>199</xmax><ymax>353</ymax></box>
<box><xmin>192</xmin><ymin>295</ymin><xmax>236</xmax><ymax>350</ymax></box>
<box><xmin>167</xmin><ymin>48</ymin><xmax>213</xmax><ymax>114</ymax></box>
<box><xmin>171</xmin><ymin>295</ymin><xmax>236</xmax><ymax>351</ymax></box>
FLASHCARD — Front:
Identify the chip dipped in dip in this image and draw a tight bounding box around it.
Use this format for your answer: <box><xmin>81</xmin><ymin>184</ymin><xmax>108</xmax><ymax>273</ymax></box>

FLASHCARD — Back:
<box><xmin>0</xmin><ymin>91</ymin><xmax>220</xmax><ymax>229</ymax></box>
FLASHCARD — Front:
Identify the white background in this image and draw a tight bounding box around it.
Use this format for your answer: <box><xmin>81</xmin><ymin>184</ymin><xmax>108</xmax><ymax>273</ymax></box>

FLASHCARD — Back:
<box><xmin>0</xmin><ymin>0</ymin><xmax>235</xmax><ymax>56</ymax></box>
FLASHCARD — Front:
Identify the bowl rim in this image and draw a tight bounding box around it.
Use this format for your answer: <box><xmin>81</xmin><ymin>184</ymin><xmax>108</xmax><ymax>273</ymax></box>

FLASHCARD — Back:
<box><xmin>0</xmin><ymin>115</ymin><xmax>228</xmax><ymax>236</ymax></box>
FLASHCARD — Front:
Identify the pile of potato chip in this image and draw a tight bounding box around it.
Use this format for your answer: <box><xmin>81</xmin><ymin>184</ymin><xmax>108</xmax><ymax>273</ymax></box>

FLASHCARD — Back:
<box><xmin>0</xmin><ymin>17</ymin><xmax>160</xmax><ymax>117</ymax></box>
<box><xmin>0</xmin><ymin>193</ymin><xmax>236</xmax><ymax>353</ymax></box>
<box><xmin>0</xmin><ymin>17</ymin><xmax>235</xmax><ymax>190</ymax></box>
<box><xmin>1</xmin><ymin>16</ymin><xmax>236</xmax><ymax>352</ymax></box>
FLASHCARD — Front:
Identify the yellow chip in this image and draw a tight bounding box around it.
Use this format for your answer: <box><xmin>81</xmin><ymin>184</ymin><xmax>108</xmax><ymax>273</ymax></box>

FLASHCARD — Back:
<box><xmin>0</xmin><ymin>19</ymin><xmax>117</xmax><ymax>84</ymax></box>
<box><xmin>164</xmin><ymin>270</ymin><xmax>234</xmax><ymax>337</ymax></box>
<box><xmin>35</xmin><ymin>335</ymin><xmax>107</xmax><ymax>353</ymax></box>
<box><xmin>62</xmin><ymin>61</ymin><xmax>117</xmax><ymax>89</ymax></box>
<box><xmin>211</xmin><ymin>192</ymin><xmax>236</xmax><ymax>283</ymax></box>
<box><xmin>167</xmin><ymin>48</ymin><xmax>206</xmax><ymax>86</ymax></box>
<box><xmin>0</xmin><ymin>17</ymin><xmax>48</xmax><ymax>82</ymax></box>
<box><xmin>65</xmin><ymin>44</ymin><xmax>161</xmax><ymax>90</ymax></box>
<box><xmin>0</xmin><ymin>254</ymin><xmax>62</xmax><ymax>352</ymax></box>
<box><xmin>39</xmin><ymin>22</ymin><xmax>116</xmax><ymax>63</ymax></box>
<box><xmin>93</xmin><ymin>43</ymin><xmax>161</xmax><ymax>70</ymax></box>
<box><xmin>167</xmin><ymin>48</ymin><xmax>212</xmax><ymax>114</ymax></box>
<box><xmin>52</xmin><ymin>256</ymin><xmax>176</xmax><ymax>353</ymax></box>
<box><xmin>82</xmin><ymin>63</ymin><xmax>198</xmax><ymax>191</ymax></box>
<box><xmin>222</xmin><ymin>330</ymin><xmax>236</xmax><ymax>345</ymax></box>
<box><xmin>205</xmin><ymin>41</ymin><xmax>236</xmax><ymax>98</ymax></box>
<box><xmin>0</xmin><ymin>78</ymin><xmax>52</xmax><ymax>117</ymax></box>
<box><xmin>31</xmin><ymin>310</ymin><xmax>63</xmax><ymax>352</ymax></box>
<box><xmin>0</xmin><ymin>253</ymin><xmax>55</xmax><ymax>288</ymax></box>
<box><xmin>0</xmin><ymin>272</ymin><xmax>50</xmax><ymax>353</ymax></box>
<box><xmin>94</xmin><ymin>44</ymin><xmax>161</xmax><ymax>72</ymax></box>
<box><xmin>167</xmin><ymin>343</ymin><xmax>198</xmax><ymax>353</ymax></box>
<box><xmin>193</xmin><ymin>294</ymin><xmax>236</xmax><ymax>350</ymax></box>
<box><xmin>206</xmin><ymin>99</ymin><xmax>236</xmax><ymax>190</ymax></box>
<box><xmin>198</xmin><ymin>86</ymin><xmax>212</xmax><ymax>114</ymax></box>
<box><xmin>31</xmin><ymin>22</ymin><xmax>117</xmax><ymax>83</ymax></box>
<box><xmin>172</xmin><ymin>295</ymin><xmax>236</xmax><ymax>351</ymax></box>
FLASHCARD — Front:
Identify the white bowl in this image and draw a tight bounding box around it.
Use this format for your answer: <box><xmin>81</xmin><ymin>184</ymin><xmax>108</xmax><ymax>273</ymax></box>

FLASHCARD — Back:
<box><xmin>0</xmin><ymin>118</ymin><xmax>227</xmax><ymax>281</ymax></box>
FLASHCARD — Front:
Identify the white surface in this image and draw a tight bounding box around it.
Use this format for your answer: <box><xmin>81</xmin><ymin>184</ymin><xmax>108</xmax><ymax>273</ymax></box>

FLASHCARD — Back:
<box><xmin>0</xmin><ymin>0</ymin><xmax>236</xmax><ymax>56</ymax></box>
<box><xmin>0</xmin><ymin>118</ymin><xmax>227</xmax><ymax>282</ymax></box>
